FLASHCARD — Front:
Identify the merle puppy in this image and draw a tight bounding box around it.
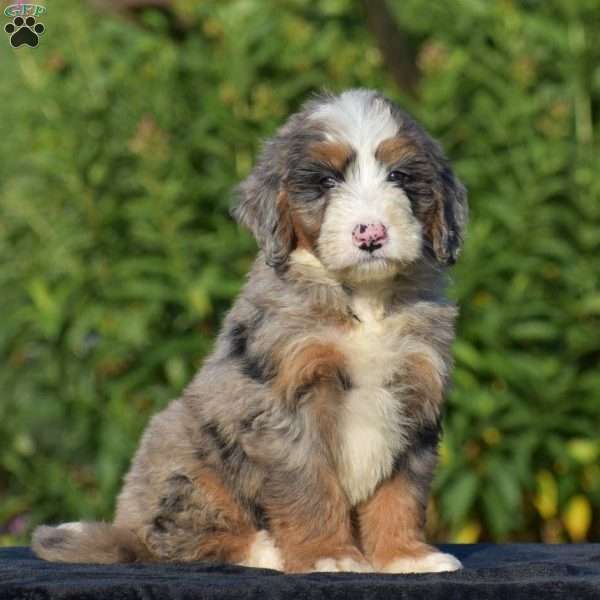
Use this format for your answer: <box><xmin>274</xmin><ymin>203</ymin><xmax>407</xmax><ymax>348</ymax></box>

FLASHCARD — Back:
<box><xmin>33</xmin><ymin>89</ymin><xmax>468</xmax><ymax>573</ymax></box>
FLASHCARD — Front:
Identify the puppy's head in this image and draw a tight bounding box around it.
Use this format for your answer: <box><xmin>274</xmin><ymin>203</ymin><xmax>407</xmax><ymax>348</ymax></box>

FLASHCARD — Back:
<box><xmin>232</xmin><ymin>89</ymin><xmax>467</xmax><ymax>282</ymax></box>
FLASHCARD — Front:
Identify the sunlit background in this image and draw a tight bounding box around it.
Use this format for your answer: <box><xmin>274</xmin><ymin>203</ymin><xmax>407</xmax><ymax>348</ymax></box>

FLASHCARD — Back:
<box><xmin>1</xmin><ymin>0</ymin><xmax>599</xmax><ymax>546</ymax></box>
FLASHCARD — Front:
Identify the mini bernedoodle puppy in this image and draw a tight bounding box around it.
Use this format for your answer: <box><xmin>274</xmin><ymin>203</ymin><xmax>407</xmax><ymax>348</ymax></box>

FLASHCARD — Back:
<box><xmin>33</xmin><ymin>89</ymin><xmax>468</xmax><ymax>574</ymax></box>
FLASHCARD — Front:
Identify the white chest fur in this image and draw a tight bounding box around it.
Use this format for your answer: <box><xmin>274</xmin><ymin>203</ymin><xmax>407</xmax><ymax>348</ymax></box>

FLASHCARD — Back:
<box><xmin>335</xmin><ymin>292</ymin><xmax>409</xmax><ymax>506</ymax></box>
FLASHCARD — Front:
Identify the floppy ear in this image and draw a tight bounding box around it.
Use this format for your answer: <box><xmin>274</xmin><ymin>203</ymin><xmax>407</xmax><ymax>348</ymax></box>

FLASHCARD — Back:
<box><xmin>230</xmin><ymin>140</ymin><xmax>295</xmax><ymax>270</ymax></box>
<box><xmin>429</xmin><ymin>164</ymin><xmax>468</xmax><ymax>265</ymax></box>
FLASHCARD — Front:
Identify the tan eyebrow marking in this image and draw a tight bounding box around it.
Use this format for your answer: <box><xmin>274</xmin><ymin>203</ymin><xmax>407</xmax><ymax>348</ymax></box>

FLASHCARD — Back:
<box><xmin>375</xmin><ymin>136</ymin><xmax>417</xmax><ymax>165</ymax></box>
<box><xmin>309</xmin><ymin>141</ymin><xmax>355</xmax><ymax>173</ymax></box>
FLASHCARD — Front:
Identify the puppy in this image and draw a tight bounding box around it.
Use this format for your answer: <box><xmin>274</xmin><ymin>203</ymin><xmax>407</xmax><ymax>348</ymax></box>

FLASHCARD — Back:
<box><xmin>33</xmin><ymin>89</ymin><xmax>468</xmax><ymax>573</ymax></box>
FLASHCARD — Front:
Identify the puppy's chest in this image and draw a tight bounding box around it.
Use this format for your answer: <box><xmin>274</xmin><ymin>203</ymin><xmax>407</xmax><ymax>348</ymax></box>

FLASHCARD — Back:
<box><xmin>341</xmin><ymin>306</ymin><xmax>401</xmax><ymax>387</ymax></box>
<box><xmin>332</xmin><ymin>298</ymin><xmax>409</xmax><ymax>505</ymax></box>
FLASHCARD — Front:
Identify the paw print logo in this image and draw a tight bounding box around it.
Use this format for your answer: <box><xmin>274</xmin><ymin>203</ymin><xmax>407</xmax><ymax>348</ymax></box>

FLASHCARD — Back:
<box><xmin>5</xmin><ymin>16</ymin><xmax>45</xmax><ymax>48</ymax></box>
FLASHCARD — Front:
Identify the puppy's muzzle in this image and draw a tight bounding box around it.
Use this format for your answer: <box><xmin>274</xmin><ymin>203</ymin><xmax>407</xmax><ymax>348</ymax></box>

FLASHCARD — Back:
<box><xmin>352</xmin><ymin>222</ymin><xmax>388</xmax><ymax>253</ymax></box>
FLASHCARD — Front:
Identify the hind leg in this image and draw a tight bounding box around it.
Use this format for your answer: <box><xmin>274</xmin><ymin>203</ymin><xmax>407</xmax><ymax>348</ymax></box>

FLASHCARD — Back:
<box><xmin>132</xmin><ymin>466</ymin><xmax>282</xmax><ymax>569</ymax></box>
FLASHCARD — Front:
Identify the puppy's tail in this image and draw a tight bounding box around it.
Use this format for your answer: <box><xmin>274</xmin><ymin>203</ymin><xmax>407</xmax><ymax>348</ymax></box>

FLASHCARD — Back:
<box><xmin>32</xmin><ymin>521</ymin><xmax>152</xmax><ymax>564</ymax></box>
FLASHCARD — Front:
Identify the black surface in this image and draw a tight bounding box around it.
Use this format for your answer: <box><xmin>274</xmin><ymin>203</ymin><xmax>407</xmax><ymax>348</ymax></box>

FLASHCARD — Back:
<box><xmin>1</xmin><ymin>544</ymin><xmax>600</xmax><ymax>599</ymax></box>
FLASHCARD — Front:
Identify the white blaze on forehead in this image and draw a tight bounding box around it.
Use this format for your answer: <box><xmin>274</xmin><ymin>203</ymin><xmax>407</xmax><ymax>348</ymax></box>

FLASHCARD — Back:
<box><xmin>310</xmin><ymin>90</ymin><xmax>422</xmax><ymax>276</ymax></box>
<box><xmin>309</xmin><ymin>89</ymin><xmax>399</xmax><ymax>151</ymax></box>
<box><xmin>309</xmin><ymin>89</ymin><xmax>402</xmax><ymax>196</ymax></box>
<box><xmin>310</xmin><ymin>89</ymin><xmax>401</xmax><ymax>197</ymax></box>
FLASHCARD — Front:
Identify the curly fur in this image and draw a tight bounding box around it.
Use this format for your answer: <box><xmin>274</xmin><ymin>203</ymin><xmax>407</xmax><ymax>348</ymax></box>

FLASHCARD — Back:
<box><xmin>32</xmin><ymin>89</ymin><xmax>468</xmax><ymax>573</ymax></box>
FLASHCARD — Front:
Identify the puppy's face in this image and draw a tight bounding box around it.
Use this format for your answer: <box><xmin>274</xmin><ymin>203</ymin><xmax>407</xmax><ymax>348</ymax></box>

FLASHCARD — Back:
<box><xmin>233</xmin><ymin>90</ymin><xmax>467</xmax><ymax>282</ymax></box>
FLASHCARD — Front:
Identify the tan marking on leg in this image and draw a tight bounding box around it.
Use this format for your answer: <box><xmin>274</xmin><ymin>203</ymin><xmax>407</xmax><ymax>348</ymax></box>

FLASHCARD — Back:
<box><xmin>192</xmin><ymin>468</ymin><xmax>255</xmax><ymax>529</ymax></box>
<box><xmin>357</xmin><ymin>471</ymin><xmax>461</xmax><ymax>572</ymax></box>
<box><xmin>357</xmin><ymin>472</ymin><xmax>430</xmax><ymax>570</ymax></box>
<box><xmin>274</xmin><ymin>341</ymin><xmax>349</xmax><ymax>408</ymax></box>
<box><xmin>189</xmin><ymin>467</ymin><xmax>259</xmax><ymax>563</ymax></box>
<box><xmin>265</xmin><ymin>466</ymin><xmax>369</xmax><ymax>572</ymax></box>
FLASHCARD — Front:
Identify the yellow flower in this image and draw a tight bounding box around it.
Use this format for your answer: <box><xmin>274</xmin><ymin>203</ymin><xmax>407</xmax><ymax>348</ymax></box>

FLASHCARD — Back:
<box><xmin>563</xmin><ymin>496</ymin><xmax>592</xmax><ymax>542</ymax></box>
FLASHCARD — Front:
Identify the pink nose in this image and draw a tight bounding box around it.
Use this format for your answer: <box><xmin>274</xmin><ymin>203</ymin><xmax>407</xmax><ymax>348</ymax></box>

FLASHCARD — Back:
<box><xmin>352</xmin><ymin>222</ymin><xmax>388</xmax><ymax>252</ymax></box>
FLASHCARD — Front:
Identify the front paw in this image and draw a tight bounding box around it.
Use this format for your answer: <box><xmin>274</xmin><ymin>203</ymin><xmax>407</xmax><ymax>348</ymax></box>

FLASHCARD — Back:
<box><xmin>312</xmin><ymin>555</ymin><xmax>373</xmax><ymax>573</ymax></box>
<box><xmin>285</xmin><ymin>546</ymin><xmax>372</xmax><ymax>573</ymax></box>
<box><xmin>383</xmin><ymin>551</ymin><xmax>462</xmax><ymax>574</ymax></box>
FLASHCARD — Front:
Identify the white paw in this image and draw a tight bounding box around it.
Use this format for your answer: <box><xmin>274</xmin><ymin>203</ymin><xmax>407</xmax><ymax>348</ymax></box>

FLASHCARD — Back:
<box><xmin>383</xmin><ymin>552</ymin><xmax>462</xmax><ymax>574</ymax></box>
<box><xmin>313</xmin><ymin>556</ymin><xmax>373</xmax><ymax>573</ymax></box>
<box><xmin>239</xmin><ymin>530</ymin><xmax>283</xmax><ymax>571</ymax></box>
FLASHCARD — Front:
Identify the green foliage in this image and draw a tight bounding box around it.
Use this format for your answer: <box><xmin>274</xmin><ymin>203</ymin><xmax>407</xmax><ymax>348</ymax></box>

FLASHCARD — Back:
<box><xmin>398</xmin><ymin>0</ymin><xmax>600</xmax><ymax>542</ymax></box>
<box><xmin>1</xmin><ymin>0</ymin><xmax>599</xmax><ymax>546</ymax></box>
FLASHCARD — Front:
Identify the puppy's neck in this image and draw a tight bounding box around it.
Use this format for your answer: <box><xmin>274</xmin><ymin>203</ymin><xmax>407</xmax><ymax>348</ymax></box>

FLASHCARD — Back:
<box><xmin>345</xmin><ymin>282</ymin><xmax>392</xmax><ymax>324</ymax></box>
<box><xmin>285</xmin><ymin>250</ymin><xmax>390</xmax><ymax>325</ymax></box>
<box><xmin>284</xmin><ymin>249</ymin><xmax>352</xmax><ymax>320</ymax></box>
<box><xmin>287</xmin><ymin>248</ymin><xmax>330</xmax><ymax>277</ymax></box>
<box><xmin>285</xmin><ymin>249</ymin><xmax>444</xmax><ymax>324</ymax></box>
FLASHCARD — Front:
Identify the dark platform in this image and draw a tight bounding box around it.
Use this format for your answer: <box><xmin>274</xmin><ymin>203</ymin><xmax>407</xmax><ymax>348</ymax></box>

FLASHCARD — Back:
<box><xmin>1</xmin><ymin>544</ymin><xmax>599</xmax><ymax>599</ymax></box>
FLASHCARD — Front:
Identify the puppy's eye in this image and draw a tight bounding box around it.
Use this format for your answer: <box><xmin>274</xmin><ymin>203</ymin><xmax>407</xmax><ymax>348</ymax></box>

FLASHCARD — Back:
<box><xmin>320</xmin><ymin>176</ymin><xmax>338</xmax><ymax>189</ymax></box>
<box><xmin>387</xmin><ymin>170</ymin><xmax>412</xmax><ymax>185</ymax></box>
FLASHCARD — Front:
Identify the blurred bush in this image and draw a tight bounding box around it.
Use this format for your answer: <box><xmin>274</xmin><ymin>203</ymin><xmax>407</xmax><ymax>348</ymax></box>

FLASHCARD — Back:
<box><xmin>0</xmin><ymin>0</ymin><xmax>598</xmax><ymax>546</ymax></box>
